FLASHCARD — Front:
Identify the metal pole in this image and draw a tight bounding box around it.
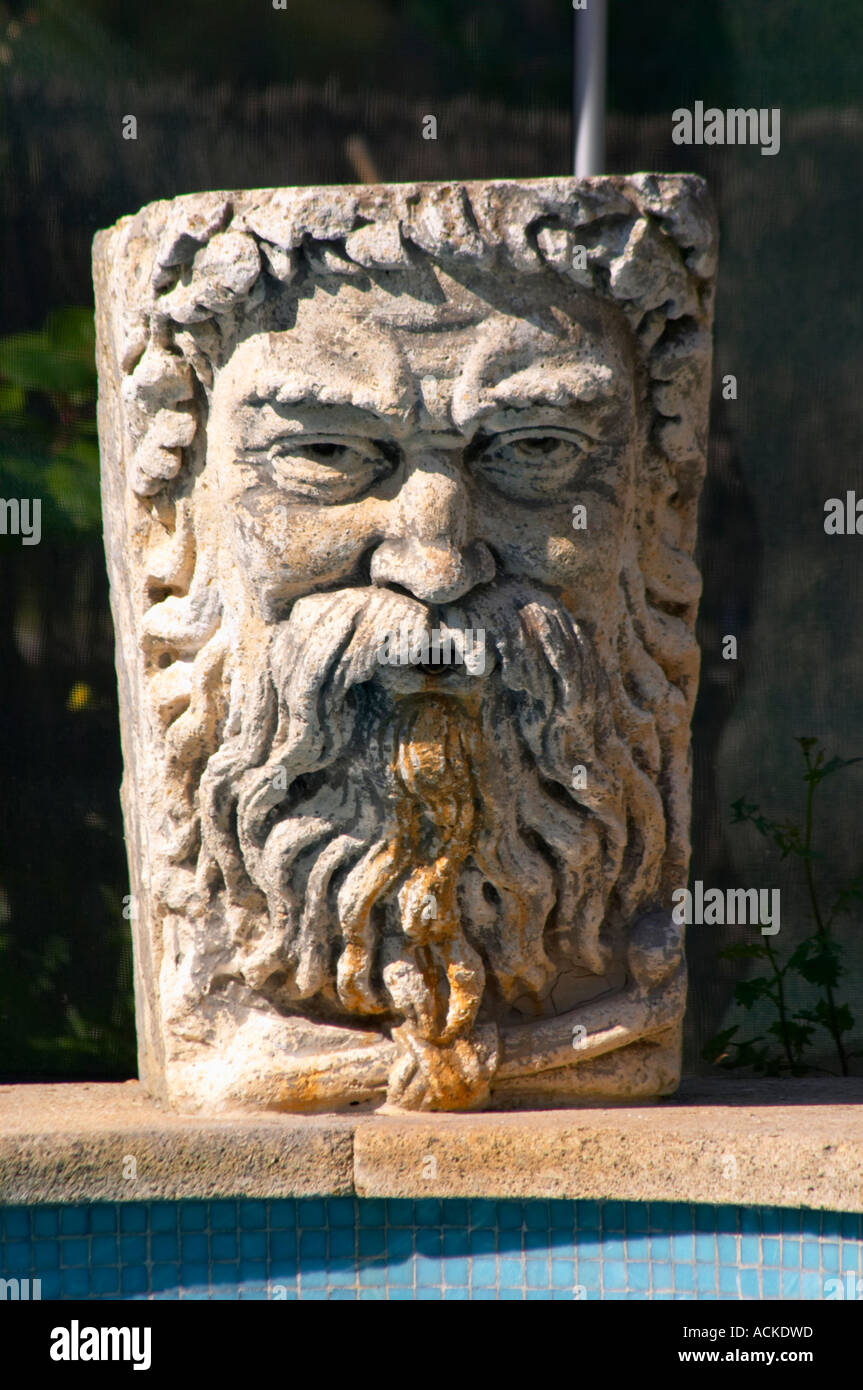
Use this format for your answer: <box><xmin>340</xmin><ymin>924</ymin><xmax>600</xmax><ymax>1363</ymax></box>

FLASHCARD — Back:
<box><xmin>573</xmin><ymin>0</ymin><xmax>607</xmax><ymax>177</ymax></box>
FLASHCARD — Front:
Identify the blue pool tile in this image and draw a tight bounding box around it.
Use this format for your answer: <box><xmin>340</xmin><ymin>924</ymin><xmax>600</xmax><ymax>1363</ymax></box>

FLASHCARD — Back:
<box><xmin>801</xmin><ymin>1271</ymin><xmax>826</xmax><ymax>1300</ymax></box>
<box><xmin>739</xmin><ymin>1268</ymin><xmax>759</xmax><ymax>1298</ymax></box>
<box><xmin>469</xmin><ymin>1228</ymin><xmax>495</xmax><ymax>1255</ymax></box>
<box><xmin>442</xmin><ymin>1229</ymin><xmax>468</xmax><ymax>1258</ymax></box>
<box><xmin>240</xmin><ymin>1230</ymin><xmax>267</xmax><ymax>1260</ymax></box>
<box><xmin>358</xmin><ymin>1261</ymin><xmax>386</xmax><ymax>1287</ymax></box>
<box><xmin>550</xmin><ymin>1201</ymin><xmax>573</xmax><ymax>1232</ymax></box>
<box><xmin>33</xmin><ymin>1239</ymin><xmax>60</xmax><ymax>1269</ymax></box>
<box><xmin>443</xmin><ymin>1258</ymin><xmax>469</xmax><ymax>1286</ymax></box>
<box><xmin>671</xmin><ymin>1234</ymin><xmax>694</xmax><ymax>1261</ymax></box>
<box><xmin>717</xmin><ymin>1235</ymin><xmax>737</xmax><ymax>1264</ymax></box>
<box><xmin>386</xmin><ymin>1200</ymin><xmax>414</xmax><ymax>1227</ymax></box>
<box><xmin>268</xmin><ymin>1199</ymin><xmax>296</xmax><ymax>1229</ymax></box>
<box><xmin>603</xmin><ymin>1202</ymin><xmax>625</xmax><ymax>1232</ymax></box>
<box><xmin>151</xmin><ymin>1263</ymin><xmax>180</xmax><ymax>1293</ymax></box>
<box><xmin>551</xmin><ymin>1258</ymin><xmax>576</xmax><ymax>1289</ymax></box>
<box><xmin>386</xmin><ymin>1230</ymin><xmax>413</xmax><ymax>1262</ymax></box>
<box><xmin>61</xmin><ymin>1238</ymin><xmax>90</xmax><ymax>1267</ymax></box>
<box><xmin>297</xmin><ymin>1200</ymin><xmax>327</xmax><ymax>1229</ymax></box>
<box><xmin>416</xmin><ymin>1258</ymin><xmax>443</xmax><ymax>1287</ymax></box>
<box><xmin>496</xmin><ymin>1202</ymin><xmax>522</xmax><ymax>1231</ymax></box>
<box><xmin>603</xmin><ymin>1262</ymin><xmax>626</xmax><ymax>1290</ymax></box>
<box><xmin>673</xmin><ymin>1264</ymin><xmax>695</xmax><ymax>1292</ymax></box>
<box><xmin>357</xmin><ymin>1199</ymin><xmax>386</xmax><ymax>1228</ymax></box>
<box><xmin>0</xmin><ymin>1244</ymin><xmax>29</xmax><ymax>1276</ymax></box>
<box><xmin>239</xmin><ymin>1200</ymin><xmax>268</xmax><ymax>1229</ymax></box>
<box><xmin>90</xmin><ymin>1207</ymin><xmax>117</xmax><ymax>1234</ymax></box>
<box><xmin>649</xmin><ymin>1236</ymin><xmax>671</xmax><ymax>1260</ymax></box>
<box><xmin>119</xmin><ymin>1206</ymin><xmax>147</xmax><ymax>1234</ymax></box>
<box><xmin>150</xmin><ymin>1204</ymin><xmax>177</xmax><ymax>1233</ymax></box>
<box><xmin>575</xmin><ymin>1200</ymin><xmax>601</xmax><ymax>1230</ymax></box>
<box><xmin>59</xmin><ymin>1207</ymin><xmax>89</xmax><ymax>1236</ymax></box>
<box><xmin>821</xmin><ymin>1211</ymin><xmax>842</xmax><ymax>1239</ymax></box>
<box><xmin>651</xmin><ymin>1262</ymin><xmax>673</xmax><ymax>1292</ymax></box>
<box><xmin>629</xmin><ymin>1262</ymin><xmax>650</xmax><ymax>1291</ymax></box>
<box><xmin>298</xmin><ymin>1230</ymin><xmax>326</xmax><ymax>1260</ymax></box>
<box><xmin>525</xmin><ymin>1257</ymin><xmax>550</xmax><ymax>1288</ymax></box>
<box><xmin>781</xmin><ymin>1270</ymin><xmax>800</xmax><ymax>1297</ymax></box>
<box><xmin>61</xmin><ymin>1268</ymin><xmax>91</xmax><ymax>1297</ymax></box>
<box><xmin>120</xmin><ymin>1265</ymin><xmax>148</xmax><ymax>1296</ymax></box>
<box><xmin>470</xmin><ymin>1256</ymin><xmax>497</xmax><ymax>1288</ymax></box>
<box><xmin>762</xmin><ymin>1238</ymin><xmax>780</xmax><ymax>1266</ymax></box>
<box><xmin>327</xmin><ymin>1262</ymin><xmax>356</xmax><ymax>1289</ymax></box>
<box><xmin>468</xmin><ymin>1199</ymin><xmax>496</xmax><ymax>1229</ymax></box>
<box><xmin>524</xmin><ymin>1201</ymin><xmax>549</xmax><ymax>1231</ymax></box>
<box><xmin>781</xmin><ymin>1239</ymin><xmax>800</xmax><ymax>1268</ymax></box>
<box><xmin>718</xmin><ymin>1265</ymin><xmax>739</xmax><ymax>1295</ymax></box>
<box><xmin>180</xmin><ymin>1203</ymin><xmax>208</xmax><ymax>1232</ymax></box>
<box><xmin>761</xmin><ymin>1268</ymin><xmax>781</xmax><ymax>1298</ymax></box>
<box><xmin>119</xmin><ymin>1235</ymin><xmax>147</xmax><ymax>1264</ymax></box>
<box><xmin>386</xmin><ymin>1258</ymin><xmax>413</xmax><ymax>1286</ymax></box>
<box><xmin>180</xmin><ymin>1232</ymin><xmax>207</xmax><ymax>1262</ymax></box>
<box><xmin>328</xmin><ymin>1228</ymin><xmax>354</xmax><ymax>1260</ymax></box>
<box><xmin>151</xmin><ymin>1232</ymin><xmax>179</xmax><ymax>1262</ymax></box>
<box><xmin>695</xmin><ymin>1264</ymin><xmax>717</xmax><ymax>1293</ymax></box>
<box><xmin>358</xmin><ymin>1229</ymin><xmax>386</xmax><ymax>1259</ymax></box>
<box><xmin>327</xmin><ymin>1198</ymin><xmax>355</xmax><ymax>1228</ymax></box>
<box><xmin>92</xmin><ymin>1264</ymin><xmax>120</xmax><ymax>1296</ymax></box>
<box><xmin>32</xmin><ymin>1209</ymin><xmax>58</xmax><ymax>1238</ymax></box>
<box><xmin>269</xmin><ymin>1230</ymin><xmax>297</xmax><ymax>1260</ymax></box>
<box><xmin>212</xmin><ymin>1232</ymin><xmax>239</xmax><ymax>1261</ymax></box>
<box><xmin>695</xmin><ymin>1234</ymin><xmax>716</xmax><ymax>1262</ymax></box>
<box><xmin>740</xmin><ymin>1236</ymin><xmax>760</xmax><ymax>1265</ymax></box>
<box><xmin>822</xmin><ymin>1244</ymin><xmax>840</xmax><ymax>1272</ymax></box>
<box><xmin>441</xmin><ymin>1200</ymin><xmax>469</xmax><ymax>1226</ymax></box>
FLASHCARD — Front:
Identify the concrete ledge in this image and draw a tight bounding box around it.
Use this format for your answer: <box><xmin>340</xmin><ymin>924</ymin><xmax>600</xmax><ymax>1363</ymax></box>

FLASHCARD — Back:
<box><xmin>2</xmin><ymin>1079</ymin><xmax>863</xmax><ymax>1211</ymax></box>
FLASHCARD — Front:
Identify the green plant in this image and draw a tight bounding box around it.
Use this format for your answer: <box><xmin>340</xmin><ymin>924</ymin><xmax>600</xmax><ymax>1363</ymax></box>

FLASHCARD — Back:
<box><xmin>0</xmin><ymin>305</ymin><xmax>101</xmax><ymax>537</ymax></box>
<box><xmin>704</xmin><ymin>737</ymin><xmax>862</xmax><ymax>1076</ymax></box>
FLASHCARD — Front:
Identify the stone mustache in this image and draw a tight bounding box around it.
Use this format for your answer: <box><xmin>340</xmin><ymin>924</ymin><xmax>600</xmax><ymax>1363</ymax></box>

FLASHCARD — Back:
<box><xmin>93</xmin><ymin>176</ymin><xmax>716</xmax><ymax>1113</ymax></box>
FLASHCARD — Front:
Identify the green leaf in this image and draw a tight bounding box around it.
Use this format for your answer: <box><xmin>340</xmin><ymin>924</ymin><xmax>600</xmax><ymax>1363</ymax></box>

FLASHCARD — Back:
<box><xmin>702</xmin><ymin>1026</ymin><xmax>738</xmax><ymax>1063</ymax></box>
<box><xmin>734</xmin><ymin>976</ymin><xmax>775</xmax><ymax>1009</ymax></box>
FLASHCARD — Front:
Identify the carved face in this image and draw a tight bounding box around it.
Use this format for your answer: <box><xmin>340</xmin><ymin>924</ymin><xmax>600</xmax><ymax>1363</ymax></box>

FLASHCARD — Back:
<box><xmin>209</xmin><ymin>268</ymin><xmax>639</xmax><ymax>636</ymax></box>
<box><xmin>192</xmin><ymin>268</ymin><xmax>673</xmax><ymax>1109</ymax></box>
<box><xmin>99</xmin><ymin>178</ymin><xmax>714</xmax><ymax>1113</ymax></box>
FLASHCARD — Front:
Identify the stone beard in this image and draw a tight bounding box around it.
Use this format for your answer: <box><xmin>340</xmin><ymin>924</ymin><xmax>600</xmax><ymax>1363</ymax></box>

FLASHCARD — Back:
<box><xmin>93</xmin><ymin>178</ymin><xmax>716</xmax><ymax>1112</ymax></box>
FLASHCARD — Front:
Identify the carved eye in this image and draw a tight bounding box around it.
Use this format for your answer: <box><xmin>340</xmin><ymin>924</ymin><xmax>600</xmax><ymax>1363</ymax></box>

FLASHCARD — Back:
<box><xmin>470</xmin><ymin>430</ymin><xmax>592</xmax><ymax>502</ymax></box>
<box><xmin>265</xmin><ymin>437</ymin><xmax>396</xmax><ymax>503</ymax></box>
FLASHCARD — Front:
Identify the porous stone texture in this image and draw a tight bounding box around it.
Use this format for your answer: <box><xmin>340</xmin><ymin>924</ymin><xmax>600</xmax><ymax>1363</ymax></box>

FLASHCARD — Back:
<box><xmin>2</xmin><ymin>1082</ymin><xmax>862</xmax><ymax>1210</ymax></box>
<box><xmin>92</xmin><ymin>177</ymin><xmax>716</xmax><ymax>1115</ymax></box>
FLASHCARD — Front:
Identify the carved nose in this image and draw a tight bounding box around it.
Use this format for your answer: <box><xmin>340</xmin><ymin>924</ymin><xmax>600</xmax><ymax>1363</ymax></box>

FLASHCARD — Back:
<box><xmin>371</xmin><ymin>536</ymin><xmax>495</xmax><ymax>604</ymax></box>
<box><xmin>371</xmin><ymin>454</ymin><xmax>495</xmax><ymax>604</ymax></box>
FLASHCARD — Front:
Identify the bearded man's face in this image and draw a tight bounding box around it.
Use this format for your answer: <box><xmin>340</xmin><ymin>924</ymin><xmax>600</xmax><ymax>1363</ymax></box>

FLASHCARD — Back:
<box><xmin>195</xmin><ymin>265</ymin><xmax>662</xmax><ymax>1110</ymax></box>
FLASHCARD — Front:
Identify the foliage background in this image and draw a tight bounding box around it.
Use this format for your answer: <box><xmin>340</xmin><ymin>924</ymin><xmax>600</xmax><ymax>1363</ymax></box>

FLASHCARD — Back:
<box><xmin>0</xmin><ymin>0</ymin><xmax>861</xmax><ymax>1078</ymax></box>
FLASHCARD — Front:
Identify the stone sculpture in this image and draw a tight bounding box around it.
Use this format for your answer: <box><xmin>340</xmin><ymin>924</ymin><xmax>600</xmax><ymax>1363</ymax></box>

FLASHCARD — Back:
<box><xmin>93</xmin><ymin>176</ymin><xmax>716</xmax><ymax>1112</ymax></box>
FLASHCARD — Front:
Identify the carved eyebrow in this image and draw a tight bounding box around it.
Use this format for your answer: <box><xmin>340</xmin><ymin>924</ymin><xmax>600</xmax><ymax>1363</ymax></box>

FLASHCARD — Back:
<box><xmin>453</xmin><ymin>359</ymin><xmax>630</xmax><ymax>432</ymax></box>
<box><xmin>238</xmin><ymin>366</ymin><xmax>413</xmax><ymax>416</ymax></box>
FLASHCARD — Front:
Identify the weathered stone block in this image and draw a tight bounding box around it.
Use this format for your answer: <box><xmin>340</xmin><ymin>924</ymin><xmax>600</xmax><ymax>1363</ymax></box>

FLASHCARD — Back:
<box><xmin>93</xmin><ymin>177</ymin><xmax>716</xmax><ymax>1113</ymax></box>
